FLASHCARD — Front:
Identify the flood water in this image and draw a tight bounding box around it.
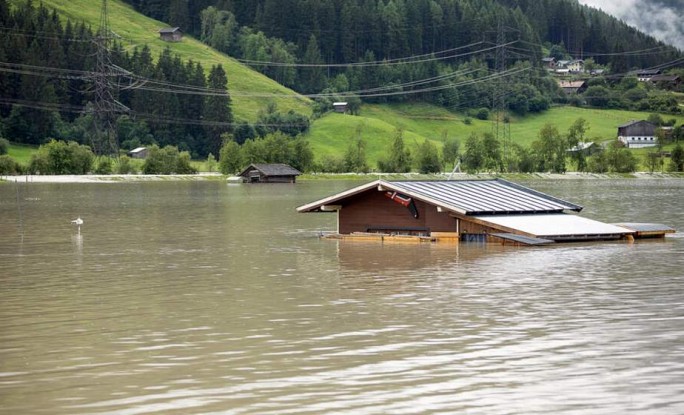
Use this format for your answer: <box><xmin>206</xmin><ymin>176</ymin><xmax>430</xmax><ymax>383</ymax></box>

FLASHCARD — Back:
<box><xmin>1</xmin><ymin>178</ymin><xmax>684</xmax><ymax>414</ymax></box>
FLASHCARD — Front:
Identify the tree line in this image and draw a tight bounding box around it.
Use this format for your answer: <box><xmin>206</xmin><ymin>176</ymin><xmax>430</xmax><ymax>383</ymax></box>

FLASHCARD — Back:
<box><xmin>127</xmin><ymin>0</ymin><xmax>681</xmax><ymax>114</ymax></box>
<box><xmin>215</xmin><ymin>117</ymin><xmax>684</xmax><ymax>176</ymax></box>
<box><xmin>0</xmin><ymin>0</ymin><xmax>233</xmax><ymax>157</ymax></box>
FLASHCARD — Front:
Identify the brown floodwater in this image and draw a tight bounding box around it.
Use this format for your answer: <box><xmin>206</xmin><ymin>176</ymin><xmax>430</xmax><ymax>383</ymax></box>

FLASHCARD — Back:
<box><xmin>1</xmin><ymin>178</ymin><xmax>683</xmax><ymax>414</ymax></box>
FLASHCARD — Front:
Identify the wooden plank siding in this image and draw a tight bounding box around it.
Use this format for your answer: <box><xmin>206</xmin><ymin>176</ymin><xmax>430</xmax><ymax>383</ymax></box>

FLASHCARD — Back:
<box><xmin>338</xmin><ymin>190</ymin><xmax>456</xmax><ymax>235</ymax></box>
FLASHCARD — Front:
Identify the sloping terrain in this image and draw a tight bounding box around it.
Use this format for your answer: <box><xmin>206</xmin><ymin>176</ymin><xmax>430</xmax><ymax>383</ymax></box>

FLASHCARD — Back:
<box><xmin>36</xmin><ymin>0</ymin><xmax>311</xmax><ymax>121</ymax></box>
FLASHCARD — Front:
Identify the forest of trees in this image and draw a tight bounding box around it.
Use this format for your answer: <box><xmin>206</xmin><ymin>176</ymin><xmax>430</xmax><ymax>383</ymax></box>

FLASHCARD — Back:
<box><xmin>127</xmin><ymin>0</ymin><xmax>681</xmax><ymax>108</ymax></box>
<box><xmin>0</xmin><ymin>0</ymin><xmax>236</xmax><ymax>157</ymax></box>
<box><xmin>1</xmin><ymin>0</ymin><xmax>682</xmax><ymax>175</ymax></box>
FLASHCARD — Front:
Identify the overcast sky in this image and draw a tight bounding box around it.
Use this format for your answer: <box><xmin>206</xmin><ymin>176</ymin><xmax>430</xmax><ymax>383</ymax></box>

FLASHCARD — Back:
<box><xmin>577</xmin><ymin>0</ymin><xmax>684</xmax><ymax>51</ymax></box>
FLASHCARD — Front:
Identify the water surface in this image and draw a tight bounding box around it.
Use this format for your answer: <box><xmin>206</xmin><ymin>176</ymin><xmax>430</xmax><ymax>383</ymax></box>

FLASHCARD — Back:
<box><xmin>1</xmin><ymin>179</ymin><xmax>683</xmax><ymax>414</ymax></box>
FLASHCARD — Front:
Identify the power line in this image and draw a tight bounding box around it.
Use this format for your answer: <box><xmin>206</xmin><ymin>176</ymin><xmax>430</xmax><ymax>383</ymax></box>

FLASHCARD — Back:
<box><xmin>236</xmin><ymin>41</ymin><xmax>517</xmax><ymax>68</ymax></box>
<box><xmin>89</xmin><ymin>0</ymin><xmax>125</xmax><ymax>156</ymax></box>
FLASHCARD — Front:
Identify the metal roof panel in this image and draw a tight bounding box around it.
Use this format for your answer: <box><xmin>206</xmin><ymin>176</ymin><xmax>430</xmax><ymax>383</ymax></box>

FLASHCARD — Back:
<box><xmin>389</xmin><ymin>179</ymin><xmax>581</xmax><ymax>214</ymax></box>
<box><xmin>475</xmin><ymin>214</ymin><xmax>632</xmax><ymax>238</ymax></box>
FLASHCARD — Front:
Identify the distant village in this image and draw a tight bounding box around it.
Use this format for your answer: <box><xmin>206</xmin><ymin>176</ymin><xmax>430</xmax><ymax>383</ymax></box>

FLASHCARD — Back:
<box><xmin>543</xmin><ymin>56</ymin><xmax>681</xmax><ymax>93</ymax></box>
<box><xmin>541</xmin><ymin>55</ymin><xmax>681</xmax><ymax>150</ymax></box>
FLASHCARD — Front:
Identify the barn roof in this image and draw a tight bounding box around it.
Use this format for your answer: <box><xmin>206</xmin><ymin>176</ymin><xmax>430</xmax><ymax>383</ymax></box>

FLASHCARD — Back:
<box><xmin>558</xmin><ymin>80</ymin><xmax>586</xmax><ymax>88</ymax></box>
<box><xmin>618</xmin><ymin>120</ymin><xmax>655</xmax><ymax>128</ymax></box>
<box><xmin>159</xmin><ymin>27</ymin><xmax>182</xmax><ymax>34</ymax></box>
<box><xmin>297</xmin><ymin>179</ymin><xmax>583</xmax><ymax>215</ymax></box>
<box><xmin>239</xmin><ymin>163</ymin><xmax>301</xmax><ymax>177</ymax></box>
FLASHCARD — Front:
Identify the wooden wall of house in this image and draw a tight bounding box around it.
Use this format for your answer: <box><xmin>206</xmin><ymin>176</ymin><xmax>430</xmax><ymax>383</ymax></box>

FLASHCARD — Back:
<box><xmin>338</xmin><ymin>191</ymin><xmax>456</xmax><ymax>234</ymax></box>
<box><xmin>458</xmin><ymin>220</ymin><xmax>501</xmax><ymax>235</ymax></box>
<box><xmin>263</xmin><ymin>175</ymin><xmax>296</xmax><ymax>183</ymax></box>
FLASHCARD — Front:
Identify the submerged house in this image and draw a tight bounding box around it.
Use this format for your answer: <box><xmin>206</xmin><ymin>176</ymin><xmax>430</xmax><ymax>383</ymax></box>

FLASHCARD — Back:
<box><xmin>297</xmin><ymin>179</ymin><xmax>673</xmax><ymax>245</ymax></box>
<box><xmin>239</xmin><ymin>163</ymin><xmax>301</xmax><ymax>183</ymax></box>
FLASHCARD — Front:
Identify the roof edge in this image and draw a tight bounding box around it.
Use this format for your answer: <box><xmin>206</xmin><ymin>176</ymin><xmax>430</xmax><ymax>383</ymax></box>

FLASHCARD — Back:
<box><xmin>296</xmin><ymin>180</ymin><xmax>383</xmax><ymax>212</ymax></box>
<box><xmin>495</xmin><ymin>178</ymin><xmax>583</xmax><ymax>212</ymax></box>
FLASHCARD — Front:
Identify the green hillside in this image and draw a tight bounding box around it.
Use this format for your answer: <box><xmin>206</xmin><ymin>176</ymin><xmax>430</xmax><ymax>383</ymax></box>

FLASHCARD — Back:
<box><xmin>306</xmin><ymin>104</ymin><xmax>684</xmax><ymax>167</ymax></box>
<box><xmin>33</xmin><ymin>0</ymin><xmax>311</xmax><ymax>121</ymax></box>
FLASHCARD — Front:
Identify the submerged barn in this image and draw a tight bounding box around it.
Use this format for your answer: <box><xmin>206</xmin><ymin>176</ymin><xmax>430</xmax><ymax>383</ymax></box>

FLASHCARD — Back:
<box><xmin>239</xmin><ymin>163</ymin><xmax>301</xmax><ymax>183</ymax></box>
<box><xmin>297</xmin><ymin>179</ymin><xmax>673</xmax><ymax>245</ymax></box>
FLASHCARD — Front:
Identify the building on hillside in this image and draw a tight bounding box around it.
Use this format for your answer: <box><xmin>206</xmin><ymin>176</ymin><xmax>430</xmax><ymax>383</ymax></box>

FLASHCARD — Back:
<box><xmin>332</xmin><ymin>102</ymin><xmax>348</xmax><ymax>113</ymax></box>
<box><xmin>636</xmin><ymin>69</ymin><xmax>662</xmax><ymax>81</ymax></box>
<box><xmin>649</xmin><ymin>74</ymin><xmax>681</xmax><ymax>89</ymax></box>
<box><xmin>128</xmin><ymin>147</ymin><xmax>148</xmax><ymax>159</ymax></box>
<box><xmin>541</xmin><ymin>57</ymin><xmax>556</xmax><ymax>70</ymax></box>
<box><xmin>557</xmin><ymin>80</ymin><xmax>587</xmax><ymax>94</ymax></box>
<box><xmin>618</xmin><ymin>120</ymin><xmax>658</xmax><ymax>148</ymax></box>
<box><xmin>159</xmin><ymin>27</ymin><xmax>183</xmax><ymax>42</ymax></box>
<box><xmin>297</xmin><ymin>179</ymin><xmax>674</xmax><ymax>245</ymax></box>
<box><xmin>239</xmin><ymin>163</ymin><xmax>301</xmax><ymax>183</ymax></box>
<box><xmin>566</xmin><ymin>59</ymin><xmax>584</xmax><ymax>73</ymax></box>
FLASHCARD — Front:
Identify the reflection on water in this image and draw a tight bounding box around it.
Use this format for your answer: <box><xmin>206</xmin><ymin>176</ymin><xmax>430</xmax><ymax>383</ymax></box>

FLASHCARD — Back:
<box><xmin>1</xmin><ymin>179</ymin><xmax>683</xmax><ymax>414</ymax></box>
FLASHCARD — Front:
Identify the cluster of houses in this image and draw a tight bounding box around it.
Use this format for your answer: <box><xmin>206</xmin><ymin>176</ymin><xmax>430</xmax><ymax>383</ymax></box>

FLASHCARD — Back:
<box><xmin>543</xmin><ymin>56</ymin><xmax>680</xmax><ymax>91</ymax></box>
<box><xmin>542</xmin><ymin>57</ymin><xmax>598</xmax><ymax>76</ymax></box>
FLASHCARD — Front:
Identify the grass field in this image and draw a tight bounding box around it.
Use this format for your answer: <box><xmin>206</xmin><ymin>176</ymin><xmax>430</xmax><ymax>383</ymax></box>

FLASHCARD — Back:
<box><xmin>305</xmin><ymin>104</ymin><xmax>684</xmax><ymax>168</ymax></box>
<box><xmin>6</xmin><ymin>144</ymin><xmax>36</xmax><ymax>165</ymax></box>
<box><xmin>8</xmin><ymin>103</ymin><xmax>683</xmax><ymax>171</ymax></box>
<box><xmin>25</xmin><ymin>0</ymin><xmax>311</xmax><ymax>121</ymax></box>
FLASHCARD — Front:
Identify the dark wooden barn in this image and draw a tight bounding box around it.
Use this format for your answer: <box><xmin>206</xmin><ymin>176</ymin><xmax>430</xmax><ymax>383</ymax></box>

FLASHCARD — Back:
<box><xmin>239</xmin><ymin>164</ymin><xmax>301</xmax><ymax>183</ymax></box>
<box><xmin>297</xmin><ymin>179</ymin><xmax>674</xmax><ymax>245</ymax></box>
<box><xmin>159</xmin><ymin>27</ymin><xmax>183</xmax><ymax>42</ymax></box>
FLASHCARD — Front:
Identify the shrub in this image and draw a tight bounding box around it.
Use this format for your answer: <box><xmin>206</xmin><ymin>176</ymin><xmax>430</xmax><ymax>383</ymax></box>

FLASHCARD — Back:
<box><xmin>670</xmin><ymin>144</ymin><xmax>684</xmax><ymax>172</ymax></box>
<box><xmin>205</xmin><ymin>153</ymin><xmax>218</xmax><ymax>172</ymax></box>
<box><xmin>142</xmin><ymin>145</ymin><xmax>198</xmax><ymax>175</ymax></box>
<box><xmin>94</xmin><ymin>157</ymin><xmax>113</xmax><ymax>174</ymax></box>
<box><xmin>0</xmin><ymin>155</ymin><xmax>22</xmax><ymax>174</ymax></box>
<box><xmin>219</xmin><ymin>140</ymin><xmax>243</xmax><ymax>175</ymax></box>
<box><xmin>415</xmin><ymin>139</ymin><xmax>442</xmax><ymax>173</ymax></box>
<box><xmin>116</xmin><ymin>156</ymin><xmax>136</xmax><ymax>174</ymax></box>
<box><xmin>316</xmin><ymin>155</ymin><xmax>345</xmax><ymax>173</ymax></box>
<box><xmin>0</xmin><ymin>138</ymin><xmax>9</xmax><ymax>155</ymax></box>
<box><xmin>27</xmin><ymin>140</ymin><xmax>94</xmax><ymax>175</ymax></box>
<box><xmin>475</xmin><ymin>108</ymin><xmax>490</xmax><ymax>120</ymax></box>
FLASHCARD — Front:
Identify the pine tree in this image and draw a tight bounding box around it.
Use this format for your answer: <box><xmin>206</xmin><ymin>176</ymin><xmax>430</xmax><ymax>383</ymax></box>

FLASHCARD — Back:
<box><xmin>204</xmin><ymin>64</ymin><xmax>233</xmax><ymax>156</ymax></box>
<box><xmin>299</xmin><ymin>34</ymin><xmax>326</xmax><ymax>94</ymax></box>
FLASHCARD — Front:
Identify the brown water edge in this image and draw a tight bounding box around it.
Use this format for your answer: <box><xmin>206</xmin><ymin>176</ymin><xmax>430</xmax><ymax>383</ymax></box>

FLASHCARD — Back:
<box><xmin>2</xmin><ymin>171</ymin><xmax>683</xmax><ymax>184</ymax></box>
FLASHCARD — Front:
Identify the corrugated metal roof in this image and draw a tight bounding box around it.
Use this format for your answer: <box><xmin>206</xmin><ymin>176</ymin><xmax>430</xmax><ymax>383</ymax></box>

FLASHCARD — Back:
<box><xmin>297</xmin><ymin>179</ymin><xmax>583</xmax><ymax>215</ymax></box>
<box><xmin>159</xmin><ymin>27</ymin><xmax>181</xmax><ymax>33</ymax></box>
<box><xmin>476</xmin><ymin>214</ymin><xmax>632</xmax><ymax>239</ymax></box>
<box><xmin>388</xmin><ymin>179</ymin><xmax>582</xmax><ymax>215</ymax></box>
<box><xmin>240</xmin><ymin>163</ymin><xmax>301</xmax><ymax>177</ymax></box>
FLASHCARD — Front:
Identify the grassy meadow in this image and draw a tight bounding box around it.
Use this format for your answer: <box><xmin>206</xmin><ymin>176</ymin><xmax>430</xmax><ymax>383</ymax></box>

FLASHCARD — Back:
<box><xmin>6</xmin><ymin>143</ymin><xmax>35</xmax><ymax>165</ymax></box>
<box><xmin>28</xmin><ymin>0</ymin><xmax>311</xmax><ymax>121</ymax></box>
<box><xmin>6</xmin><ymin>104</ymin><xmax>683</xmax><ymax>172</ymax></box>
<box><xmin>305</xmin><ymin>104</ymin><xmax>684</xmax><ymax>168</ymax></box>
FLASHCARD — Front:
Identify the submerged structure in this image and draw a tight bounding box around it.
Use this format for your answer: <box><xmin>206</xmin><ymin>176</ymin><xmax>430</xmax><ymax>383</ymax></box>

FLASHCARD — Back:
<box><xmin>239</xmin><ymin>163</ymin><xmax>301</xmax><ymax>183</ymax></box>
<box><xmin>297</xmin><ymin>179</ymin><xmax>674</xmax><ymax>246</ymax></box>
